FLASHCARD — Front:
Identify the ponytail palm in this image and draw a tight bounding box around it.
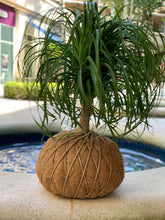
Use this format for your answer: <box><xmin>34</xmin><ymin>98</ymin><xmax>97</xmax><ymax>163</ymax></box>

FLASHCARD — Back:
<box><xmin>19</xmin><ymin>1</ymin><xmax>165</xmax><ymax>199</ymax></box>
<box><xmin>19</xmin><ymin>1</ymin><xmax>164</xmax><ymax>137</ymax></box>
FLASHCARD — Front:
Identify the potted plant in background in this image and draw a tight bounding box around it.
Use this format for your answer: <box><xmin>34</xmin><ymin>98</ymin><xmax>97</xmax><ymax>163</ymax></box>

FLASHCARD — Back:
<box><xmin>18</xmin><ymin>0</ymin><xmax>165</xmax><ymax>199</ymax></box>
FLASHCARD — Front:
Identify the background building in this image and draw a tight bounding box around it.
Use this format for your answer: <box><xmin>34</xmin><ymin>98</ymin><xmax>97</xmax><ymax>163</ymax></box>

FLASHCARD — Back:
<box><xmin>0</xmin><ymin>0</ymin><xmax>60</xmax><ymax>97</ymax></box>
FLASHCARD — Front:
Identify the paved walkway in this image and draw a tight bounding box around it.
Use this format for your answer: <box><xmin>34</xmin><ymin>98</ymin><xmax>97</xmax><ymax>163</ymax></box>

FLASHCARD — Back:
<box><xmin>0</xmin><ymin>98</ymin><xmax>61</xmax><ymax>135</ymax></box>
<box><xmin>0</xmin><ymin>98</ymin><xmax>37</xmax><ymax>115</ymax></box>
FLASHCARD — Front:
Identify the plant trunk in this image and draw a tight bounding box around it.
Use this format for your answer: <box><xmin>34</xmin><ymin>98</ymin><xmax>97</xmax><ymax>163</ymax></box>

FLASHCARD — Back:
<box><xmin>78</xmin><ymin>102</ymin><xmax>90</xmax><ymax>133</ymax></box>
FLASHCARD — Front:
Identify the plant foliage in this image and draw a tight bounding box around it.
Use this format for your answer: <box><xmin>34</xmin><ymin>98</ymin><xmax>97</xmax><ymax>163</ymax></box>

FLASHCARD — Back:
<box><xmin>4</xmin><ymin>82</ymin><xmax>39</xmax><ymax>100</ymax></box>
<box><xmin>18</xmin><ymin>0</ymin><xmax>165</xmax><ymax>138</ymax></box>
<box><xmin>4</xmin><ymin>82</ymin><xmax>56</xmax><ymax>100</ymax></box>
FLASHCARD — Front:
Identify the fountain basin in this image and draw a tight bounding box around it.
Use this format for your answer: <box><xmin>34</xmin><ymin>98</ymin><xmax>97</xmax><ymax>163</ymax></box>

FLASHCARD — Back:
<box><xmin>0</xmin><ymin>133</ymin><xmax>165</xmax><ymax>173</ymax></box>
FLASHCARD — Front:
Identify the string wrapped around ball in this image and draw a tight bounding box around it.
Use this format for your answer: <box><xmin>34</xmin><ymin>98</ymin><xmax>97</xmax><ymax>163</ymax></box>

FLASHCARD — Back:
<box><xmin>36</xmin><ymin>130</ymin><xmax>124</xmax><ymax>199</ymax></box>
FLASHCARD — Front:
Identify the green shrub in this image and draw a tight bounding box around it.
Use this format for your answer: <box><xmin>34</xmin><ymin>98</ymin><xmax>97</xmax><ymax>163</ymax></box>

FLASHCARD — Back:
<box><xmin>4</xmin><ymin>82</ymin><xmax>41</xmax><ymax>100</ymax></box>
<box><xmin>4</xmin><ymin>82</ymin><xmax>57</xmax><ymax>100</ymax></box>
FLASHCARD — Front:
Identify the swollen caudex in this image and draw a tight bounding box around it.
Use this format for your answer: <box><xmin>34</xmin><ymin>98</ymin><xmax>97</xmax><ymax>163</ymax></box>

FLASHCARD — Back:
<box><xmin>36</xmin><ymin>130</ymin><xmax>124</xmax><ymax>199</ymax></box>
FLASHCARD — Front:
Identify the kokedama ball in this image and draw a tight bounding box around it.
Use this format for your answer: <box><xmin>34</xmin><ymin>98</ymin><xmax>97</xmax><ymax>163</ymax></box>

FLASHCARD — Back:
<box><xmin>36</xmin><ymin>130</ymin><xmax>124</xmax><ymax>199</ymax></box>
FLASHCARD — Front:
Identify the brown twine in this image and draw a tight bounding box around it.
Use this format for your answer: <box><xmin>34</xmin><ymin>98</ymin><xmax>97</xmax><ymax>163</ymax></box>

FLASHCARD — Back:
<box><xmin>36</xmin><ymin>130</ymin><xmax>124</xmax><ymax>199</ymax></box>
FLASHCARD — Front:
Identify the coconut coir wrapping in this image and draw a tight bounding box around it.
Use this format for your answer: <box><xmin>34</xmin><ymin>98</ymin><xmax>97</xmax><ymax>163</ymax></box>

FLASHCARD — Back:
<box><xmin>36</xmin><ymin>130</ymin><xmax>124</xmax><ymax>199</ymax></box>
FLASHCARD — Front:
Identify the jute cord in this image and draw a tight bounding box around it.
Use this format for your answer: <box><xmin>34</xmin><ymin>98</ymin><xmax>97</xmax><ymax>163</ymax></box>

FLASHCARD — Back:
<box><xmin>36</xmin><ymin>130</ymin><xmax>124</xmax><ymax>198</ymax></box>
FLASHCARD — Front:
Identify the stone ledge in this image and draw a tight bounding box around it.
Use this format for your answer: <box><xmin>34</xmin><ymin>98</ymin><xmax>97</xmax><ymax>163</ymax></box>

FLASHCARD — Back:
<box><xmin>0</xmin><ymin>167</ymin><xmax>165</xmax><ymax>220</ymax></box>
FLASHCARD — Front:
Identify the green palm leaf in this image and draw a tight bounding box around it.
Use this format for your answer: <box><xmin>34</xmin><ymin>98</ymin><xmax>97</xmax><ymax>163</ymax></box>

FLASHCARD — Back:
<box><xmin>18</xmin><ymin>0</ymin><xmax>165</xmax><ymax>138</ymax></box>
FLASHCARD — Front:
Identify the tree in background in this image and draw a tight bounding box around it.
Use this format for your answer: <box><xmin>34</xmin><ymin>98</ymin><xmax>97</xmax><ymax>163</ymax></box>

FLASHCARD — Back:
<box><xmin>112</xmin><ymin>0</ymin><xmax>124</xmax><ymax>9</ymax></box>
<box><xmin>102</xmin><ymin>0</ymin><xmax>164</xmax><ymax>24</ymax></box>
<box><xmin>101</xmin><ymin>0</ymin><xmax>124</xmax><ymax>14</ymax></box>
<box><xmin>102</xmin><ymin>0</ymin><xmax>124</xmax><ymax>8</ymax></box>
<box><xmin>134</xmin><ymin>0</ymin><xmax>163</xmax><ymax>24</ymax></box>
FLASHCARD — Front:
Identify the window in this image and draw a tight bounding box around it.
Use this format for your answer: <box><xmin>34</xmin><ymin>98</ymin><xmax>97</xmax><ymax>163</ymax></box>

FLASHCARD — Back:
<box><xmin>0</xmin><ymin>23</ymin><xmax>14</xmax><ymax>84</ymax></box>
